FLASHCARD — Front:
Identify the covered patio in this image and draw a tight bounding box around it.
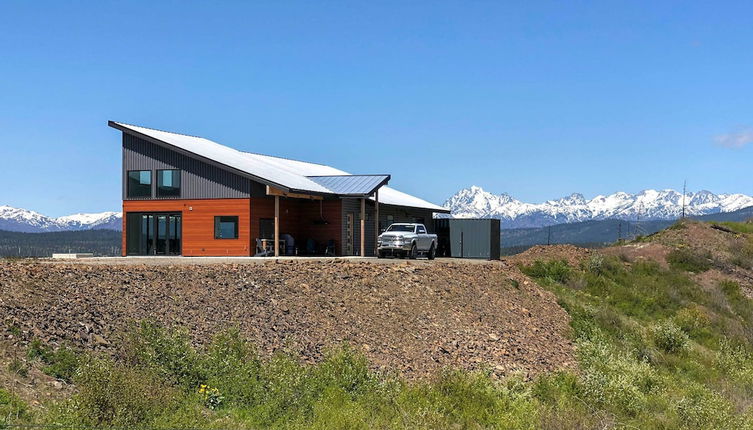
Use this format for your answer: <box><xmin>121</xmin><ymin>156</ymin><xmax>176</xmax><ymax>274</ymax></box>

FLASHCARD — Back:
<box><xmin>257</xmin><ymin>174</ymin><xmax>390</xmax><ymax>257</ymax></box>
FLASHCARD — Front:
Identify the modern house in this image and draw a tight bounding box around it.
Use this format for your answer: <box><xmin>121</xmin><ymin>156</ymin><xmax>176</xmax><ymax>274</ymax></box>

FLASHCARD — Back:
<box><xmin>111</xmin><ymin>121</ymin><xmax>449</xmax><ymax>257</ymax></box>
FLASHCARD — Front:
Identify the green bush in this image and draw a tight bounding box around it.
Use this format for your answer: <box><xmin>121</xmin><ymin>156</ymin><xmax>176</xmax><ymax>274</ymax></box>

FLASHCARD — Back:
<box><xmin>48</xmin><ymin>358</ymin><xmax>179</xmax><ymax>427</ymax></box>
<box><xmin>674</xmin><ymin>305</ymin><xmax>711</xmax><ymax>336</ymax></box>
<box><xmin>520</xmin><ymin>260</ymin><xmax>572</xmax><ymax>284</ymax></box>
<box><xmin>0</xmin><ymin>388</ymin><xmax>29</xmax><ymax>426</ymax></box>
<box><xmin>675</xmin><ymin>384</ymin><xmax>739</xmax><ymax>430</ymax></box>
<box><xmin>121</xmin><ymin>321</ymin><xmax>206</xmax><ymax>391</ymax></box>
<box><xmin>7</xmin><ymin>358</ymin><xmax>28</xmax><ymax>378</ymax></box>
<box><xmin>26</xmin><ymin>340</ymin><xmax>81</xmax><ymax>383</ymax></box>
<box><xmin>27</xmin><ymin>339</ymin><xmax>53</xmax><ymax>362</ymax></box>
<box><xmin>651</xmin><ymin>320</ymin><xmax>690</xmax><ymax>353</ymax></box>
<box><xmin>577</xmin><ymin>332</ymin><xmax>661</xmax><ymax>415</ymax></box>
<box><xmin>667</xmin><ymin>248</ymin><xmax>712</xmax><ymax>273</ymax></box>
<box><xmin>716</xmin><ymin>338</ymin><xmax>753</xmax><ymax>387</ymax></box>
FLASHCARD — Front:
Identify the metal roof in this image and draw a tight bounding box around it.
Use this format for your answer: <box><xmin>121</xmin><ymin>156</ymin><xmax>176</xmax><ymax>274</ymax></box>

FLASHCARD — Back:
<box><xmin>307</xmin><ymin>175</ymin><xmax>390</xmax><ymax>196</ymax></box>
<box><xmin>109</xmin><ymin>121</ymin><xmax>450</xmax><ymax>212</ymax></box>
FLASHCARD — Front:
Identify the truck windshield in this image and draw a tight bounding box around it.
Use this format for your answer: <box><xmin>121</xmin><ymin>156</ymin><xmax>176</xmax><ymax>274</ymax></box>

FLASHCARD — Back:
<box><xmin>386</xmin><ymin>225</ymin><xmax>415</xmax><ymax>232</ymax></box>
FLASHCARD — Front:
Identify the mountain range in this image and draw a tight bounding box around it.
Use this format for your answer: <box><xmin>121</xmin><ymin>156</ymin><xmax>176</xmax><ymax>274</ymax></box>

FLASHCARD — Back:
<box><xmin>2</xmin><ymin>186</ymin><xmax>752</xmax><ymax>233</ymax></box>
<box><xmin>0</xmin><ymin>206</ymin><xmax>121</xmax><ymax>233</ymax></box>
<box><xmin>443</xmin><ymin>186</ymin><xmax>753</xmax><ymax>229</ymax></box>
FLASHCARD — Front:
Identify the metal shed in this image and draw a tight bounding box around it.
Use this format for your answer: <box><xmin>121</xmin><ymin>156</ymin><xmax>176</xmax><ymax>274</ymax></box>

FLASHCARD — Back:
<box><xmin>446</xmin><ymin>218</ymin><xmax>501</xmax><ymax>260</ymax></box>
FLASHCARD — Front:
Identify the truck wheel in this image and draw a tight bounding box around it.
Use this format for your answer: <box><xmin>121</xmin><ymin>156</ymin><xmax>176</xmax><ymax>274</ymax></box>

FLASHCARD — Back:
<box><xmin>428</xmin><ymin>243</ymin><xmax>436</xmax><ymax>260</ymax></box>
<box><xmin>409</xmin><ymin>243</ymin><xmax>417</xmax><ymax>259</ymax></box>
<box><xmin>377</xmin><ymin>250</ymin><xmax>384</xmax><ymax>259</ymax></box>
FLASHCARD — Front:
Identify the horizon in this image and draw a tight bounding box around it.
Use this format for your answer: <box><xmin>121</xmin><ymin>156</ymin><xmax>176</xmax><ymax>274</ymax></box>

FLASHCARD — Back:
<box><xmin>1</xmin><ymin>2</ymin><xmax>752</xmax><ymax>217</ymax></box>
<box><xmin>3</xmin><ymin>185</ymin><xmax>751</xmax><ymax>217</ymax></box>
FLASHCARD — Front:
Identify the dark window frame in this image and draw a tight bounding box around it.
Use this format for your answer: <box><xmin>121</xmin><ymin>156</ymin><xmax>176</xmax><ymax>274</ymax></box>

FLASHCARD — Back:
<box><xmin>127</xmin><ymin>170</ymin><xmax>152</xmax><ymax>198</ymax></box>
<box><xmin>214</xmin><ymin>216</ymin><xmax>239</xmax><ymax>239</ymax></box>
<box><xmin>156</xmin><ymin>169</ymin><xmax>181</xmax><ymax>198</ymax></box>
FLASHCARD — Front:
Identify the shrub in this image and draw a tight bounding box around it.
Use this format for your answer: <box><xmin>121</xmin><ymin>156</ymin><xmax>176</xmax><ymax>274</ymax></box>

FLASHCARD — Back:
<box><xmin>43</xmin><ymin>346</ymin><xmax>81</xmax><ymax>383</ymax></box>
<box><xmin>7</xmin><ymin>358</ymin><xmax>28</xmax><ymax>378</ymax></box>
<box><xmin>585</xmin><ymin>254</ymin><xmax>605</xmax><ymax>276</ymax></box>
<box><xmin>667</xmin><ymin>248</ymin><xmax>711</xmax><ymax>273</ymax></box>
<box><xmin>715</xmin><ymin>338</ymin><xmax>753</xmax><ymax>387</ymax></box>
<box><xmin>48</xmin><ymin>358</ymin><xmax>179</xmax><ymax>427</ymax></box>
<box><xmin>0</xmin><ymin>388</ymin><xmax>29</xmax><ymax>426</ymax></box>
<box><xmin>27</xmin><ymin>339</ymin><xmax>53</xmax><ymax>362</ymax></box>
<box><xmin>674</xmin><ymin>305</ymin><xmax>711</xmax><ymax>335</ymax></box>
<box><xmin>576</xmin><ymin>331</ymin><xmax>661</xmax><ymax>415</ymax></box>
<box><xmin>121</xmin><ymin>321</ymin><xmax>206</xmax><ymax>391</ymax></box>
<box><xmin>520</xmin><ymin>260</ymin><xmax>571</xmax><ymax>284</ymax></box>
<box><xmin>651</xmin><ymin>320</ymin><xmax>690</xmax><ymax>354</ymax></box>
<box><xmin>26</xmin><ymin>340</ymin><xmax>81</xmax><ymax>383</ymax></box>
<box><xmin>675</xmin><ymin>384</ymin><xmax>738</xmax><ymax>430</ymax></box>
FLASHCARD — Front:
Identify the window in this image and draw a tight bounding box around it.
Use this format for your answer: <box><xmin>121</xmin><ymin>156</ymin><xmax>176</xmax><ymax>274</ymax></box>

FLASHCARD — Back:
<box><xmin>417</xmin><ymin>225</ymin><xmax>426</xmax><ymax>234</ymax></box>
<box><xmin>127</xmin><ymin>170</ymin><xmax>152</xmax><ymax>198</ymax></box>
<box><xmin>157</xmin><ymin>169</ymin><xmax>181</xmax><ymax>197</ymax></box>
<box><xmin>214</xmin><ymin>216</ymin><xmax>239</xmax><ymax>239</ymax></box>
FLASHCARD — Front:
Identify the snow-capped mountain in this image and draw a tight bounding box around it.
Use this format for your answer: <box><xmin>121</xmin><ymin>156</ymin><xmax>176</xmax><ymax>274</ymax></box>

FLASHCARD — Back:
<box><xmin>0</xmin><ymin>206</ymin><xmax>122</xmax><ymax>233</ymax></box>
<box><xmin>443</xmin><ymin>186</ymin><xmax>753</xmax><ymax>229</ymax></box>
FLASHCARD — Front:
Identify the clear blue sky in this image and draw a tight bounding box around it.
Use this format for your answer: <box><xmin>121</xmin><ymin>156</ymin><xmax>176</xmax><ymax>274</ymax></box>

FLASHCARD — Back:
<box><xmin>1</xmin><ymin>1</ymin><xmax>752</xmax><ymax>216</ymax></box>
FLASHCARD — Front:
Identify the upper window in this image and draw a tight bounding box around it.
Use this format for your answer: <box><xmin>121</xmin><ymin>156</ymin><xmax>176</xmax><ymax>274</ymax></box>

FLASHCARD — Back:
<box><xmin>127</xmin><ymin>170</ymin><xmax>152</xmax><ymax>198</ymax></box>
<box><xmin>157</xmin><ymin>169</ymin><xmax>181</xmax><ymax>197</ymax></box>
<box><xmin>214</xmin><ymin>216</ymin><xmax>239</xmax><ymax>239</ymax></box>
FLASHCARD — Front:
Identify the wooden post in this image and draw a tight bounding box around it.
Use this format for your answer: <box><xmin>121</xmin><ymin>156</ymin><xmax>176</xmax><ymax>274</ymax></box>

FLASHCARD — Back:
<box><xmin>274</xmin><ymin>195</ymin><xmax>280</xmax><ymax>257</ymax></box>
<box><xmin>374</xmin><ymin>190</ymin><xmax>379</xmax><ymax>255</ymax></box>
<box><xmin>360</xmin><ymin>198</ymin><xmax>366</xmax><ymax>257</ymax></box>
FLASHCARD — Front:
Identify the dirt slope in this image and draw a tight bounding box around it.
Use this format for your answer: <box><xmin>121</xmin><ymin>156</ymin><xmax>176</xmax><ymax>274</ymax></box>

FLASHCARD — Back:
<box><xmin>0</xmin><ymin>260</ymin><xmax>574</xmax><ymax>379</ymax></box>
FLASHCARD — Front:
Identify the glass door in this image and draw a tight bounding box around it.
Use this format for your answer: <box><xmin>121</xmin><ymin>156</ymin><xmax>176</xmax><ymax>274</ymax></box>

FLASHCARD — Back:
<box><xmin>125</xmin><ymin>212</ymin><xmax>181</xmax><ymax>256</ymax></box>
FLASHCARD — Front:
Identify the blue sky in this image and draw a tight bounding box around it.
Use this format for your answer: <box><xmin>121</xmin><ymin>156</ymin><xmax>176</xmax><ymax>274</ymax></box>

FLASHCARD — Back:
<box><xmin>1</xmin><ymin>1</ymin><xmax>752</xmax><ymax>216</ymax></box>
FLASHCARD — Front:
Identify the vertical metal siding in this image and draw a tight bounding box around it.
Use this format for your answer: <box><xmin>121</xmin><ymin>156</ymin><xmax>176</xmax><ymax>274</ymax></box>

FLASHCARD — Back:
<box><xmin>122</xmin><ymin>134</ymin><xmax>252</xmax><ymax>200</ymax></box>
<box><xmin>449</xmin><ymin>219</ymin><xmax>500</xmax><ymax>259</ymax></box>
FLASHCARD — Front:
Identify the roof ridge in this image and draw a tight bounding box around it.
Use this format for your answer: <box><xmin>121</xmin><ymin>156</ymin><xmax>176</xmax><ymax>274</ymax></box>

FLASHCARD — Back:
<box><xmin>115</xmin><ymin>122</ymin><xmax>210</xmax><ymax>140</ymax></box>
<box><xmin>306</xmin><ymin>174</ymin><xmax>390</xmax><ymax>178</ymax></box>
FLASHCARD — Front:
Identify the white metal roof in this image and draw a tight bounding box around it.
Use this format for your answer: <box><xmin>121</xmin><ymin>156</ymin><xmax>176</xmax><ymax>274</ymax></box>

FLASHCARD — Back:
<box><xmin>110</xmin><ymin>121</ymin><xmax>448</xmax><ymax>212</ymax></box>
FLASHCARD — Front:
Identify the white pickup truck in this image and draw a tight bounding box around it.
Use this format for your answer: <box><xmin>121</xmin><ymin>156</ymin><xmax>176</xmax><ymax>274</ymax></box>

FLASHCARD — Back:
<box><xmin>377</xmin><ymin>223</ymin><xmax>437</xmax><ymax>259</ymax></box>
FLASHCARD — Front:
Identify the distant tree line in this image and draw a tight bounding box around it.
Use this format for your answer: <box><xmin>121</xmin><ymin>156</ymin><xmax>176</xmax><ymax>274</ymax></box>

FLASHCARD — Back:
<box><xmin>0</xmin><ymin>229</ymin><xmax>121</xmax><ymax>257</ymax></box>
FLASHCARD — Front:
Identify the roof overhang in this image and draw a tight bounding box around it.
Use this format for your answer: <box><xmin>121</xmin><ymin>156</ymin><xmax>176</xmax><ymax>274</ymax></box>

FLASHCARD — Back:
<box><xmin>307</xmin><ymin>174</ymin><xmax>391</xmax><ymax>197</ymax></box>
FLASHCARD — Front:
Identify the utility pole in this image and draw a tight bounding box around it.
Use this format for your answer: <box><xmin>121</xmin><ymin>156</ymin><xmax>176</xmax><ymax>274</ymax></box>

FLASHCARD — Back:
<box><xmin>547</xmin><ymin>225</ymin><xmax>551</xmax><ymax>246</ymax></box>
<box><xmin>681</xmin><ymin>180</ymin><xmax>687</xmax><ymax>219</ymax></box>
<box><xmin>618</xmin><ymin>222</ymin><xmax>622</xmax><ymax>242</ymax></box>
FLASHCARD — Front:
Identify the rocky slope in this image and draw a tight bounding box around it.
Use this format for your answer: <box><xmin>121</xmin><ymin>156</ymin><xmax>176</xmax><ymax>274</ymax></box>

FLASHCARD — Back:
<box><xmin>0</xmin><ymin>260</ymin><xmax>574</xmax><ymax>379</ymax></box>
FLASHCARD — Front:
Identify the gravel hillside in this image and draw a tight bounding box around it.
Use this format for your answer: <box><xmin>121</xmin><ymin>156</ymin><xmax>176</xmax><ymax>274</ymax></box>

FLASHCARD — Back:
<box><xmin>0</xmin><ymin>260</ymin><xmax>574</xmax><ymax>379</ymax></box>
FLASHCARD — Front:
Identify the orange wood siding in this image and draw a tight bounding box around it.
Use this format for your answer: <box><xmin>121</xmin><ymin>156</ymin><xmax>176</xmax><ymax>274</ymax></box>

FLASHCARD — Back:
<box><xmin>249</xmin><ymin>197</ymin><xmax>342</xmax><ymax>255</ymax></box>
<box><xmin>122</xmin><ymin>199</ymin><xmax>251</xmax><ymax>256</ymax></box>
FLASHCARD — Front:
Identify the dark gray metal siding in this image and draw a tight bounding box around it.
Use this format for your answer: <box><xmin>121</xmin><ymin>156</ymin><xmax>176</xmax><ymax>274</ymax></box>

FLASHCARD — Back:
<box><xmin>448</xmin><ymin>219</ymin><xmax>501</xmax><ymax>260</ymax></box>
<box><xmin>122</xmin><ymin>133</ymin><xmax>253</xmax><ymax>199</ymax></box>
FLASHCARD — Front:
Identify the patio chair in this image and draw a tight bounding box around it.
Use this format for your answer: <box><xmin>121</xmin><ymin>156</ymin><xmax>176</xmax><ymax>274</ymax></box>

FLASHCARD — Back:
<box><xmin>305</xmin><ymin>238</ymin><xmax>316</xmax><ymax>255</ymax></box>
<box><xmin>254</xmin><ymin>238</ymin><xmax>273</xmax><ymax>257</ymax></box>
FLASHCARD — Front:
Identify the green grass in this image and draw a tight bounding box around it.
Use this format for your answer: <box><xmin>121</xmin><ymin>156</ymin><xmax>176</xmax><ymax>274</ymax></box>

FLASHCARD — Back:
<box><xmin>667</xmin><ymin>248</ymin><xmax>712</xmax><ymax>273</ymax></box>
<box><xmin>715</xmin><ymin>221</ymin><xmax>753</xmax><ymax>234</ymax></box>
<box><xmin>0</xmin><ymin>388</ymin><xmax>29</xmax><ymax>428</ymax></box>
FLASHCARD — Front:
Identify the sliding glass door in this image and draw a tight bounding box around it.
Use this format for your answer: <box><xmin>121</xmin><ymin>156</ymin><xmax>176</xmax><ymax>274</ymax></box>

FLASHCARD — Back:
<box><xmin>126</xmin><ymin>212</ymin><xmax>181</xmax><ymax>256</ymax></box>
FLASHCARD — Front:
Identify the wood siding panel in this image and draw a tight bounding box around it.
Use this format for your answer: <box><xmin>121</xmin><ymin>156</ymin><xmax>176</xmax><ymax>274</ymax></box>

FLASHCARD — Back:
<box><xmin>122</xmin><ymin>199</ymin><xmax>251</xmax><ymax>256</ymax></box>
